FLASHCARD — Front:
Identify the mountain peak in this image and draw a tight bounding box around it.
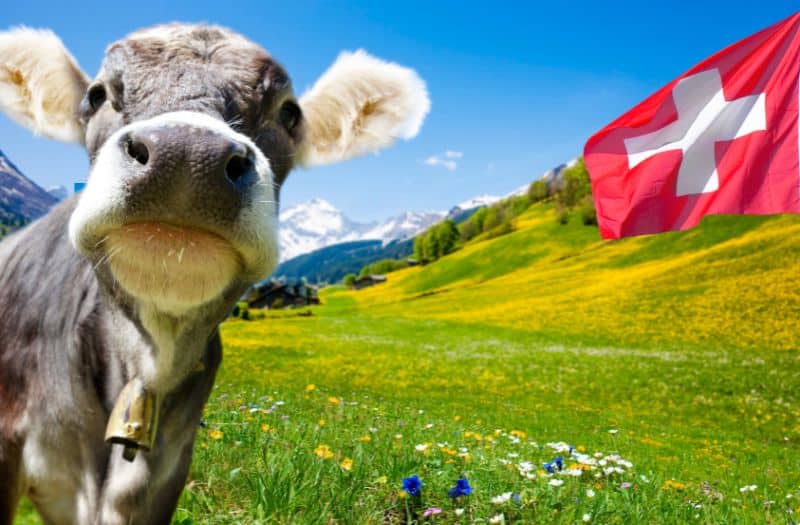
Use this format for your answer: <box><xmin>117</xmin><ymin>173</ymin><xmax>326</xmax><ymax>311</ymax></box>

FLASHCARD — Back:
<box><xmin>0</xmin><ymin>148</ymin><xmax>58</xmax><ymax>223</ymax></box>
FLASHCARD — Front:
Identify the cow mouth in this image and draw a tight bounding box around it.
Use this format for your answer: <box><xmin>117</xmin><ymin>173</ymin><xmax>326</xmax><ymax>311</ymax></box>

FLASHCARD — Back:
<box><xmin>103</xmin><ymin>221</ymin><xmax>243</xmax><ymax>311</ymax></box>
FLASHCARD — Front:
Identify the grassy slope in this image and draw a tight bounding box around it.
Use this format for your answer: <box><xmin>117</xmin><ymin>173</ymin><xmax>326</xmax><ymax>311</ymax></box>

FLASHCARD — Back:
<box><xmin>339</xmin><ymin>201</ymin><xmax>800</xmax><ymax>352</ymax></box>
<box><xmin>14</xmin><ymin>203</ymin><xmax>800</xmax><ymax>524</ymax></box>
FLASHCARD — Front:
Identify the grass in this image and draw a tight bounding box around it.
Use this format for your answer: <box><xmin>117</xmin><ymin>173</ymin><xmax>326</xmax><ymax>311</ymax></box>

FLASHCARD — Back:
<box><xmin>14</xmin><ymin>202</ymin><xmax>800</xmax><ymax>524</ymax></box>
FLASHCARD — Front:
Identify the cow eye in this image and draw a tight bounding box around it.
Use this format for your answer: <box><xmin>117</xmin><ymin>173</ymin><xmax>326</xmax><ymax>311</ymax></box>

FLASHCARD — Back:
<box><xmin>278</xmin><ymin>101</ymin><xmax>301</xmax><ymax>132</ymax></box>
<box><xmin>87</xmin><ymin>84</ymin><xmax>107</xmax><ymax>111</ymax></box>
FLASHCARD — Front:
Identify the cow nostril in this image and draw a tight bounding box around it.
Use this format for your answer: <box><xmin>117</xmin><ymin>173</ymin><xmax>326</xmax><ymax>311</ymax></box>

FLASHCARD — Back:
<box><xmin>125</xmin><ymin>138</ymin><xmax>150</xmax><ymax>166</ymax></box>
<box><xmin>225</xmin><ymin>154</ymin><xmax>253</xmax><ymax>183</ymax></box>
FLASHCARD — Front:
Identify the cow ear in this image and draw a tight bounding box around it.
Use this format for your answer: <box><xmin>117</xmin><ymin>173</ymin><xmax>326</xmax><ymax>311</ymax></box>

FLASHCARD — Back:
<box><xmin>0</xmin><ymin>28</ymin><xmax>89</xmax><ymax>143</ymax></box>
<box><xmin>298</xmin><ymin>50</ymin><xmax>430</xmax><ymax>167</ymax></box>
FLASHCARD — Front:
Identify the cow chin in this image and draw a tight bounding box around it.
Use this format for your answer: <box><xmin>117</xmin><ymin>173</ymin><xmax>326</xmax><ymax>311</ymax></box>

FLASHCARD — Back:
<box><xmin>104</xmin><ymin>222</ymin><xmax>242</xmax><ymax>313</ymax></box>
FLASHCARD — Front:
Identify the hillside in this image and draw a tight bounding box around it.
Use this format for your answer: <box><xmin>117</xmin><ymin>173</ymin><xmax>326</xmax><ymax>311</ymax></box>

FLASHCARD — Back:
<box><xmin>272</xmin><ymin>238</ymin><xmax>414</xmax><ymax>284</ymax></box>
<box><xmin>0</xmin><ymin>148</ymin><xmax>57</xmax><ymax>225</ymax></box>
<box><xmin>325</xmin><ymin>201</ymin><xmax>800</xmax><ymax>353</ymax></box>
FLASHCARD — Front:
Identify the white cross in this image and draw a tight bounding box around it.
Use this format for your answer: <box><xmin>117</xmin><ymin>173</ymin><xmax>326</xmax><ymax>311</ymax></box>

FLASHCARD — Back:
<box><xmin>624</xmin><ymin>68</ymin><xmax>767</xmax><ymax>196</ymax></box>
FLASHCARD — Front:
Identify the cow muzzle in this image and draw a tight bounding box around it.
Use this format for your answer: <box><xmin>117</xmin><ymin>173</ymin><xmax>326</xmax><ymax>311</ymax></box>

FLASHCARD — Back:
<box><xmin>69</xmin><ymin>111</ymin><xmax>280</xmax><ymax>313</ymax></box>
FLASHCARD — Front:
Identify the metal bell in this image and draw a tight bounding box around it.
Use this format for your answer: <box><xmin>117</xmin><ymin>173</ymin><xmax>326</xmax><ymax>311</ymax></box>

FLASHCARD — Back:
<box><xmin>105</xmin><ymin>378</ymin><xmax>159</xmax><ymax>462</ymax></box>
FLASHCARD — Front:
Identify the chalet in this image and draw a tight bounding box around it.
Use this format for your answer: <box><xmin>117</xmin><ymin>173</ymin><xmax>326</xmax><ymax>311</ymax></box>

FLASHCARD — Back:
<box><xmin>246</xmin><ymin>278</ymin><xmax>320</xmax><ymax>309</ymax></box>
<box><xmin>352</xmin><ymin>274</ymin><xmax>387</xmax><ymax>290</ymax></box>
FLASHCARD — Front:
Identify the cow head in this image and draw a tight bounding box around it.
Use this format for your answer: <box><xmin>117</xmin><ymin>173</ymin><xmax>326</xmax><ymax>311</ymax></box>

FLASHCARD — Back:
<box><xmin>0</xmin><ymin>25</ymin><xmax>429</xmax><ymax>315</ymax></box>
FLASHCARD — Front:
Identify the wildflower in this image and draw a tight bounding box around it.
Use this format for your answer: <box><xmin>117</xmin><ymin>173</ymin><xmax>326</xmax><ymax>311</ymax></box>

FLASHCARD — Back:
<box><xmin>402</xmin><ymin>474</ymin><xmax>423</xmax><ymax>497</ymax></box>
<box><xmin>739</xmin><ymin>484</ymin><xmax>758</xmax><ymax>493</ymax></box>
<box><xmin>340</xmin><ymin>458</ymin><xmax>353</xmax><ymax>471</ymax></box>
<box><xmin>454</xmin><ymin>415</ymin><xmax>462</xmax><ymax>422</ymax></box>
<box><xmin>305</xmin><ymin>384</ymin><xmax>316</xmax><ymax>392</ymax></box>
<box><xmin>314</xmin><ymin>444</ymin><xmax>334</xmax><ymax>459</ymax></box>
<box><xmin>554</xmin><ymin>456</ymin><xmax>564</xmax><ymax>470</ymax></box>
<box><xmin>394</xmin><ymin>434</ymin><xmax>403</xmax><ymax>440</ymax></box>
<box><xmin>422</xmin><ymin>508</ymin><xmax>442</xmax><ymax>518</ymax></box>
<box><xmin>489</xmin><ymin>513</ymin><xmax>505</xmax><ymax>524</ymax></box>
<box><xmin>415</xmin><ymin>443</ymin><xmax>430</xmax><ymax>452</ymax></box>
<box><xmin>454</xmin><ymin>508</ymin><xmax>464</xmax><ymax>516</ymax></box>
<box><xmin>377</xmin><ymin>475</ymin><xmax>388</xmax><ymax>484</ymax></box>
<box><xmin>327</xmin><ymin>396</ymin><xmax>341</xmax><ymax>405</ymax></box>
<box><xmin>620</xmin><ymin>482</ymin><xmax>632</xmax><ymax>489</ymax></box>
<box><xmin>208</xmin><ymin>429</ymin><xmax>223</xmax><ymax>440</ymax></box>
<box><xmin>491</xmin><ymin>492</ymin><xmax>512</xmax><ymax>504</ymax></box>
<box><xmin>549</xmin><ymin>479</ymin><xmax>564</xmax><ymax>487</ymax></box>
<box><xmin>448</xmin><ymin>477</ymin><xmax>473</xmax><ymax>499</ymax></box>
<box><xmin>586</xmin><ymin>489</ymin><xmax>596</xmax><ymax>498</ymax></box>
<box><xmin>582</xmin><ymin>513</ymin><xmax>591</xmax><ymax>523</ymax></box>
<box><xmin>608</xmin><ymin>429</ymin><xmax>619</xmax><ymax>434</ymax></box>
<box><xmin>662</xmin><ymin>479</ymin><xmax>687</xmax><ymax>490</ymax></box>
<box><xmin>261</xmin><ymin>423</ymin><xmax>270</xmax><ymax>432</ymax></box>
<box><xmin>510</xmin><ymin>430</ymin><xmax>527</xmax><ymax>439</ymax></box>
<box><xmin>318</xmin><ymin>419</ymin><xmax>326</xmax><ymax>427</ymax></box>
<box><xmin>358</xmin><ymin>435</ymin><xmax>372</xmax><ymax>443</ymax></box>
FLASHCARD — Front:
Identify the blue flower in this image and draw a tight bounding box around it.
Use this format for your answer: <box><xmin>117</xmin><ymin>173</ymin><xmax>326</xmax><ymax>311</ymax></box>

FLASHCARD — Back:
<box><xmin>402</xmin><ymin>474</ymin><xmax>423</xmax><ymax>497</ymax></box>
<box><xmin>554</xmin><ymin>456</ymin><xmax>564</xmax><ymax>471</ymax></box>
<box><xmin>448</xmin><ymin>477</ymin><xmax>473</xmax><ymax>498</ymax></box>
<box><xmin>544</xmin><ymin>461</ymin><xmax>555</xmax><ymax>474</ymax></box>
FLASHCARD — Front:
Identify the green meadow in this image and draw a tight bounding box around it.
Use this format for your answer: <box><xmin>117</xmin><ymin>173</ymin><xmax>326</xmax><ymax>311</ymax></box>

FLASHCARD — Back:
<box><xmin>15</xmin><ymin>203</ymin><xmax>800</xmax><ymax>524</ymax></box>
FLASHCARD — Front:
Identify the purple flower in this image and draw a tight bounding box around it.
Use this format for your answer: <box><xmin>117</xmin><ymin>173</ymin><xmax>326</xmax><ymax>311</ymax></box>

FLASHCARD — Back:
<box><xmin>422</xmin><ymin>507</ymin><xmax>442</xmax><ymax>518</ymax></box>
<box><xmin>403</xmin><ymin>474</ymin><xmax>423</xmax><ymax>497</ymax></box>
<box><xmin>621</xmin><ymin>482</ymin><xmax>633</xmax><ymax>489</ymax></box>
<box><xmin>448</xmin><ymin>477</ymin><xmax>473</xmax><ymax>498</ymax></box>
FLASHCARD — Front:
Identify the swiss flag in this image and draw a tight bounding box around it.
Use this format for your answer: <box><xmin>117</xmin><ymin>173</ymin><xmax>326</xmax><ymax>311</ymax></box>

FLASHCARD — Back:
<box><xmin>584</xmin><ymin>12</ymin><xmax>800</xmax><ymax>239</ymax></box>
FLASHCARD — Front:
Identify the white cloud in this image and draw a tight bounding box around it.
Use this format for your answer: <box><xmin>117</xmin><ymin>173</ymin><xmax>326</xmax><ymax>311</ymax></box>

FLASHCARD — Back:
<box><xmin>424</xmin><ymin>150</ymin><xmax>463</xmax><ymax>171</ymax></box>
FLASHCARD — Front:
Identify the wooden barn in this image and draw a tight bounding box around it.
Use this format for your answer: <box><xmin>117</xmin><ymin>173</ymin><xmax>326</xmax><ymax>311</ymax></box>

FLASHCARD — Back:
<box><xmin>246</xmin><ymin>279</ymin><xmax>320</xmax><ymax>309</ymax></box>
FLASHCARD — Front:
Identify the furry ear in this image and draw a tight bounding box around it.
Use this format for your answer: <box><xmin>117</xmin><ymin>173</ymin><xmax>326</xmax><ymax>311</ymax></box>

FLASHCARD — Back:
<box><xmin>298</xmin><ymin>50</ymin><xmax>430</xmax><ymax>167</ymax></box>
<box><xmin>0</xmin><ymin>27</ymin><xmax>89</xmax><ymax>143</ymax></box>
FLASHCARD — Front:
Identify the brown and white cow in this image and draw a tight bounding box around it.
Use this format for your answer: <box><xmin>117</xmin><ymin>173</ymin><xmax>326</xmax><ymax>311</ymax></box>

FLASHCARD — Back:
<box><xmin>0</xmin><ymin>24</ymin><xmax>428</xmax><ymax>524</ymax></box>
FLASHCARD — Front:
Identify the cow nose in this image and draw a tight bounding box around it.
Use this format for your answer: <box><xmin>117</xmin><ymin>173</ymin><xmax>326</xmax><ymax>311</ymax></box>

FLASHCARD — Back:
<box><xmin>121</xmin><ymin>126</ymin><xmax>255</xmax><ymax>188</ymax></box>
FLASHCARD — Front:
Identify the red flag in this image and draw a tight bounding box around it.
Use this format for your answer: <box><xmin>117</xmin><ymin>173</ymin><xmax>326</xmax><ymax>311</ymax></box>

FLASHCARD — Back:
<box><xmin>584</xmin><ymin>13</ymin><xmax>800</xmax><ymax>239</ymax></box>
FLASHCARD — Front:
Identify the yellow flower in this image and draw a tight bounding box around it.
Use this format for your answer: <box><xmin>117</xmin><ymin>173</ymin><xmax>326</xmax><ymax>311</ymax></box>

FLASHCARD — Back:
<box><xmin>318</xmin><ymin>419</ymin><xmax>326</xmax><ymax>427</ymax></box>
<box><xmin>261</xmin><ymin>423</ymin><xmax>271</xmax><ymax>433</ymax></box>
<box><xmin>398</xmin><ymin>490</ymin><xmax>408</xmax><ymax>499</ymax></box>
<box><xmin>327</xmin><ymin>396</ymin><xmax>341</xmax><ymax>405</ymax></box>
<box><xmin>662</xmin><ymin>480</ymin><xmax>687</xmax><ymax>491</ymax></box>
<box><xmin>340</xmin><ymin>458</ymin><xmax>353</xmax><ymax>471</ymax></box>
<box><xmin>305</xmin><ymin>384</ymin><xmax>316</xmax><ymax>392</ymax></box>
<box><xmin>453</xmin><ymin>415</ymin><xmax>462</xmax><ymax>422</ymax></box>
<box><xmin>314</xmin><ymin>444</ymin><xmax>334</xmax><ymax>459</ymax></box>
<box><xmin>358</xmin><ymin>435</ymin><xmax>372</xmax><ymax>443</ymax></box>
<box><xmin>208</xmin><ymin>429</ymin><xmax>223</xmax><ymax>440</ymax></box>
<box><xmin>377</xmin><ymin>475</ymin><xmax>388</xmax><ymax>484</ymax></box>
<box><xmin>510</xmin><ymin>430</ymin><xmax>527</xmax><ymax>439</ymax></box>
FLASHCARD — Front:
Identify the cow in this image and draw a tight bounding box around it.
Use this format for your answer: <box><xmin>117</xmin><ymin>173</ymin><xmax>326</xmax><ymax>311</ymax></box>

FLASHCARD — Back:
<box><xmin>0</xmin><ymin>24</ymin><xmax>429</xmax><ymax>524</ymax></box>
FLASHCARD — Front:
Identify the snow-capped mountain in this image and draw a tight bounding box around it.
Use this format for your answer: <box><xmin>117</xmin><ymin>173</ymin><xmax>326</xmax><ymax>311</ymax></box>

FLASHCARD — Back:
<box><xmin>47</xmin><ymin>185</ymin><xmax>69</xmax><ymax>201</ymax></box>
<box><xmin>0</xmin><ymin>148</ymin><xmax>57</xmax><ymax>223</ymax></box>
<box><xmin>361</xmin><ymin>210</ymin><xmax>446</xmax><ymax>242</ymax></box>
<box><xmin>279</xmin><ymin>198</ymin><xmax>444</xmax><ymax>261</ymax></box>
<box><xmin>455</xmin><ymin>194</ymin><xmax>502</xmax><ymax>211</ymax></box>
<box><xmin>278</xmin><ymin>157</ymin><xmax>582</xmax><ymax>262</ymax></box>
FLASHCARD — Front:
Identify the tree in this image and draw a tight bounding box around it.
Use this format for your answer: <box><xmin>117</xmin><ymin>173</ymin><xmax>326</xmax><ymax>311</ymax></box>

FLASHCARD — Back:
<box><xmin>528</xmin><ymin>180</ymin><xmax>549</xmax><ymax>202</ymax></box>
<box><xmin>423</xmin><ymin>229</ymin><xmax>441</xmax><ymax>260</ymax></box>
<box><xmin>434</xmin><ymin>220</ymin><xmax>459</xmax><ymax>256</ymax></box>
<box><xmin>555</xmin><ymin>158</ymin><xmax>592</xmax><ymax>210</ymax></box>
<box><xmin>343</xmin><ymin>274</ymin><xmax>357</xmax><ymax>287</ymax></box>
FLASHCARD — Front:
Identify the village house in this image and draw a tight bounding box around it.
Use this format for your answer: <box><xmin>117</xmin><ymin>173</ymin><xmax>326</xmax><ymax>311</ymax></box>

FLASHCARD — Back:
<box><xmin>353</xmin><ymin>274</ymin><xmax>387</xmax><ymax>290</ymax></box>
<box><xmin>246</xmin><ymin>278</ymin><xmax>320</xmax><ymax>309</ymax></box>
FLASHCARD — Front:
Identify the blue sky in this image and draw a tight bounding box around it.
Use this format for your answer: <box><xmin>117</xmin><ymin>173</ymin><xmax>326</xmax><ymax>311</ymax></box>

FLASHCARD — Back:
<box><xmin>1</xmin><ymin>1</ymin><xmax>797</xmax><ymax>221</ymax></box>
